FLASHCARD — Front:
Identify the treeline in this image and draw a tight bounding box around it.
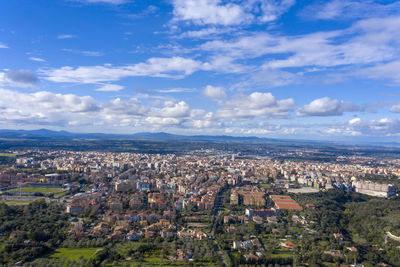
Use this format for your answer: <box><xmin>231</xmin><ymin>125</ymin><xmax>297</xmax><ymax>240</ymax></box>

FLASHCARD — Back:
<box><xmin>293</xmin><ymin>190</ymin><xmax>400</xmax><ymax>266</ymax></box>
<box><xmin>0</xmin><ymin>200</ymin><xmax>70</xmax><ymax>264</ymax></box>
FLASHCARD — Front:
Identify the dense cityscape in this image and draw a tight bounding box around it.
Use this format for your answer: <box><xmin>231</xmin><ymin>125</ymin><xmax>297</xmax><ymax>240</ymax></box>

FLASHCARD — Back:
<box><xmin>2</xmin><ymin>0</ymin><xmax>400</xmax><ymax>266</ymax></box>
<box><xmin>1</xmin><ymin>142</ymin><xmax>400</xmax><ymax>266</ymax></box>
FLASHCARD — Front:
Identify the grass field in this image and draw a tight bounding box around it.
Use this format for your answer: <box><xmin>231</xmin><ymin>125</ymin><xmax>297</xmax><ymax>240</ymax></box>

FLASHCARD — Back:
<box><xmin>0</xmin><ymin>153</ymin><xmax>17</xmax><ymax>157</ymax></box>
<box><xmin>8</xmin><ymin>187</ymin><xmax>64</xmax><ymax>195</ymax></box>
<box><xmin>51</xmin><ymin>248</ymin><xmax>102</xmax><ymax>261</ymax></box>
<box><xmin>259</xmin><ymin>183</ymin><xmax>272</xmax><ymax>188</ymax></box>
<box><xmin>0</xmin><ymin>200</ymin><xmax>33</xmax><ymax>205</ymax></box>
<box><xmin>53</xmin><ymin>191</ymin><xmax>68</xmax><ymax>198</ymax></box>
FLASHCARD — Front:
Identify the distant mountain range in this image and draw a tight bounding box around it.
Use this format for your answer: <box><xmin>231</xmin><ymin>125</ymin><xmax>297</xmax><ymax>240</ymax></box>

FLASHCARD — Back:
<box><xmin>0</xmin><ymin>129</ymin><xmax>269</xmax><ymax>142</ymax></box>
<box><xmin>0</xmin><ymin>128</ymin><xmax>398</xmax><ymax>147</ymax></box>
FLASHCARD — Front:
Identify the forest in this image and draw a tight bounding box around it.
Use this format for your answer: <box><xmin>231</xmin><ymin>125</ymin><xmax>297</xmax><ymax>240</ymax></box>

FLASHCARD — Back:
<box><xmin>293</xmin><ymin>190</ymin><xmax>400</xmax><ymax>266</ymax></box>
<box><xmin>0</xmin><ymin>200</ymin><xmax>70</xmax><ymax>264</ymax></box>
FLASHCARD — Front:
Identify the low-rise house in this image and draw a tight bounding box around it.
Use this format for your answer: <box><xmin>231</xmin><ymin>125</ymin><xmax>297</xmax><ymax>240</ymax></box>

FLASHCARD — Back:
<box><xmin>160</xmin><ymin>228</ymin><xmax>175</xmax><ymax>238</ymax></box>
<box><xmin>253</xmin><ymin>216</ymin><xmax>263</xmax><ymax>224</ymax></box>
<box><xmin>126</xmin><ymin>230</ymin><xmax>141</xmax><ymax>241</ymax></box>
<box><xmin>226</xmin><ymin>226</ymin><xmax>237</xmax><ymax>233</ymax></box>
<box><xmin>267</xmin><ymin>216</ymin><xmax>278</xmax><ymax>224</ymax></box>
<box><xmin>281</xmin><ymin>241</ymin><xmax>295</xmax><ymax>249</ymax></box>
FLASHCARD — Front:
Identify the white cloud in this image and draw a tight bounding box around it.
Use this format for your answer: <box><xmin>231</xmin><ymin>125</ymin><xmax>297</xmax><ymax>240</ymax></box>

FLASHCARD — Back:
<box><xmin>297</xmin><ymin>97</ymin><xmax>359</xmax><ymax>116</ymax></box>
<box><xmin>155</xmin><ymin>88</ymin><xmax>196</xmax><ymax>93</ymax></box>
<box><xmin>303</xmin><ymin>0</ymin><xmax>400</xmax><ymax>21</ymax></box>
<box><xmin>103</xmin><ymin>97</ymin><xmax>147</xmax><ymax>117</ymax></box>
<box><xmin>0</xmin><ymin>88</ymin><xmax>204</xmax><ymax>129</ymax></box>
<box><xmin>44</xmin><ymin>16</ymin><xmax>400</xmax><ymax>88</ymax></box>
<box><xmin>41</xmin><ymin>57</ymin><xmax>209</xmax><ymax>83</ymax></box>
<box><xmin>0</xmin><ymin>88</ymin><xmax>100</xmax><ymax>126</ymax></box>
<box><xmin>233</xmin><ymin>69</ymin><xmax>299</xmax><ymax>90</ymax></box>
<box><xmin>346</xmin><ymin>117</ymin><xmax>400</xmax><ymax>136</ymax></box>
<box><xmin>62</xmin><ymin>48</ymin><xmax>103</xmax><ymax>57</ymax></box>
<box><xmin>250</xmin><ymin>0</ymin><xmax>295</xmax><ymax>22</ymax></box>
<box><xmin>2</xmin><ymin>86</ymin><xmax>396</xmax><ymax>137</ymax></box>
<box><xmin>72</xmin><ymin>0</ymin><xmax>129</xmax><ymax>4</ymax></box>
<box><xmin>358</xmin><ymin>60</ymin><xmax>400</xmax><ymax>84</ymax></box>
<box><xmin>390</xmin><ymin>104</ymin><xmax>400</xmax><ymax>113</ymax></box>
<box><xmin>172</xmin><ymin>0</ymin><xmax>249</xmax><ymax>26</ymax></box>
<box><xmin>217</xmin><ymin>92</ymin><xmax>295</xmax><ymax>119</ymax></box>
<box><xmin>29</xmin><ymin>57</ymin><xmax>46</xmax><ymax>62</ymax></box>
<box><xmin>202</xmin><ymin>85</ymin><xmax>227</xmax><ymax>100</ymax></box>
<box><xmin>206</xmin><ymin>56</ymin><xmax>247</xmax><ymax>74</ymax></box>
<box><xmin>96</xmin><ymin>84</ymin><xmax>124</xmax><ymax>92</ymax></box>
<box><xmin>178</xmin><ymin>27</ymin><xmax>234</xmax><ymax>39</ymax></box>
<box><xmin>145</xmin><ymin>117</ymin><xmax>182</xmax><ymax>126</ymax></box>
<box><xmin>0</xmin><ymin>42</ymin><xmax>8</xmax><ymax>48</ymax></box>
<box><xmin>57</xmin><ymin>34</ymin><xmax>76</xmax><ymax>39</ymax></box>
<box><xmin>200</xmin><ymin>32</ymin><xmax>278</xmax><ymax>58</ymax></box>
<box><xmin>191</xmin><ymin>120</ymin><xmax>213</xmax><ymax>128</ymax></box>
<box><xmin>171</xmin><ymin>0</ymin><xmax>294</xmax><ymax>26</ymax></box>
<box><xmin>149</xmin><ymin>101</ymin><xmax>190</xmax><ymax>118</ymax></box>
<box><xmin>200</xmin><ymin>16</ymin><xmax>400</xmax><ymax>73</ymax></box>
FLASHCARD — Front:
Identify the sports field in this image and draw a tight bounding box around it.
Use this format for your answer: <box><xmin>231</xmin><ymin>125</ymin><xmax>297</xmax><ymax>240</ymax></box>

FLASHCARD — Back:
<box><xmin>8</xmin><ymin>187</ymin><xmax>63</xmax><ymax>195</ymax></box>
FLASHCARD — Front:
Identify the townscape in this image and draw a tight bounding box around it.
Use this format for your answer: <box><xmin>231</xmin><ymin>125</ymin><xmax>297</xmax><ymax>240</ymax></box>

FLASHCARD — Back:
<box><xmin>3</xmin><ymin>0</ymin><xmax>400</xmax><ymax>266</ymax></box>
<box><xmin>1</xmin><ymin>145</ymin><xmax>400</xmax><ymax>266</ymax></box>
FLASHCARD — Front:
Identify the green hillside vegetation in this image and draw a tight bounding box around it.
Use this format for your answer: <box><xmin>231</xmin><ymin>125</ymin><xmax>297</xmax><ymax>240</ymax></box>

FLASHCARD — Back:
<box><xmin>292</xmin><ymin>191</ymin><xmax>400</xmax><ymax>266</ymax></box>
<box><xmin>0</xmin><ymin>199</ymin><xmax>70</xmax><ymax>264</ymax></box>
<box><xmin>51</xmin><ymin>247</ymin><xmax>102</xmax><ymax>261</ymax></box>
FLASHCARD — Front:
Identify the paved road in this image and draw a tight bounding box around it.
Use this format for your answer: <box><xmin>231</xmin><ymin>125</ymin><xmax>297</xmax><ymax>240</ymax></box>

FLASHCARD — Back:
<box><xmin>210</xmin><ymin>187</ymin><xmax>228</xmax><ymax>267</ymax></box>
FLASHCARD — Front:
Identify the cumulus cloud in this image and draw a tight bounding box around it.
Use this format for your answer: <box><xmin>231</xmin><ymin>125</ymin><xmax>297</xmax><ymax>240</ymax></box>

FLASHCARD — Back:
<box><xmin>0</xmin><ymin>70</ymin><xmax>39</xmax><ymax>87</ymax></box>
<box><xmin>0</xmin><ymin>88</ymin><xmax>206</xmax><ymax>129</ymax></box>
<box><xmin>5</xmin><ymin>70</ymin><xmax>39</xmax><ymax>84</ymax></box>
<box><xmin>297</xmin><ymin>97</ymin><xmax>359</xmax><ymax>116</ymax></box>
<box><xmin>346</xmin><ymin>117</ymin><xmax>400</xmax><ymax>136</ymax></box>
<box><xmin>217</xmin><ymin>92</ymin><xmax>295</xmax><ymax>119</ymax></box>
<box><xmin>144</xmin><ymin>117</ymin><xmax>182</xmax><ymax>126</ymax></box>
<box><xmin>1</xmin><ymin>87</ymin><xmax>397</xmax><ymax>138</ymax></box>
<box><xmin>149</xmin><ymin>101</ymin><xmax>190</xmax><ymax>118</ymax></box>
<box><xmin>0</xmin><ymin>88</ymin><xmax>100</xmax><ymax>126</ymax></box>
<box><xmin>202</xmin><ymin>85</ymin><xmax>227</xmax><ymax>100</ymax></box>
<box><xmin>103</xmin><ymin>97</ymin><xmax>147</xmax><ymax>117</ymax></box>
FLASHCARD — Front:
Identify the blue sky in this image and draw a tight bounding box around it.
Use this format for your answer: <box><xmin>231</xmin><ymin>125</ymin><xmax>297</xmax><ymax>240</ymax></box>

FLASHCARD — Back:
<box><xmin>1</xmin><ymin>0</ymin><xmax>400</xmax><ymax>141</ymax></box>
